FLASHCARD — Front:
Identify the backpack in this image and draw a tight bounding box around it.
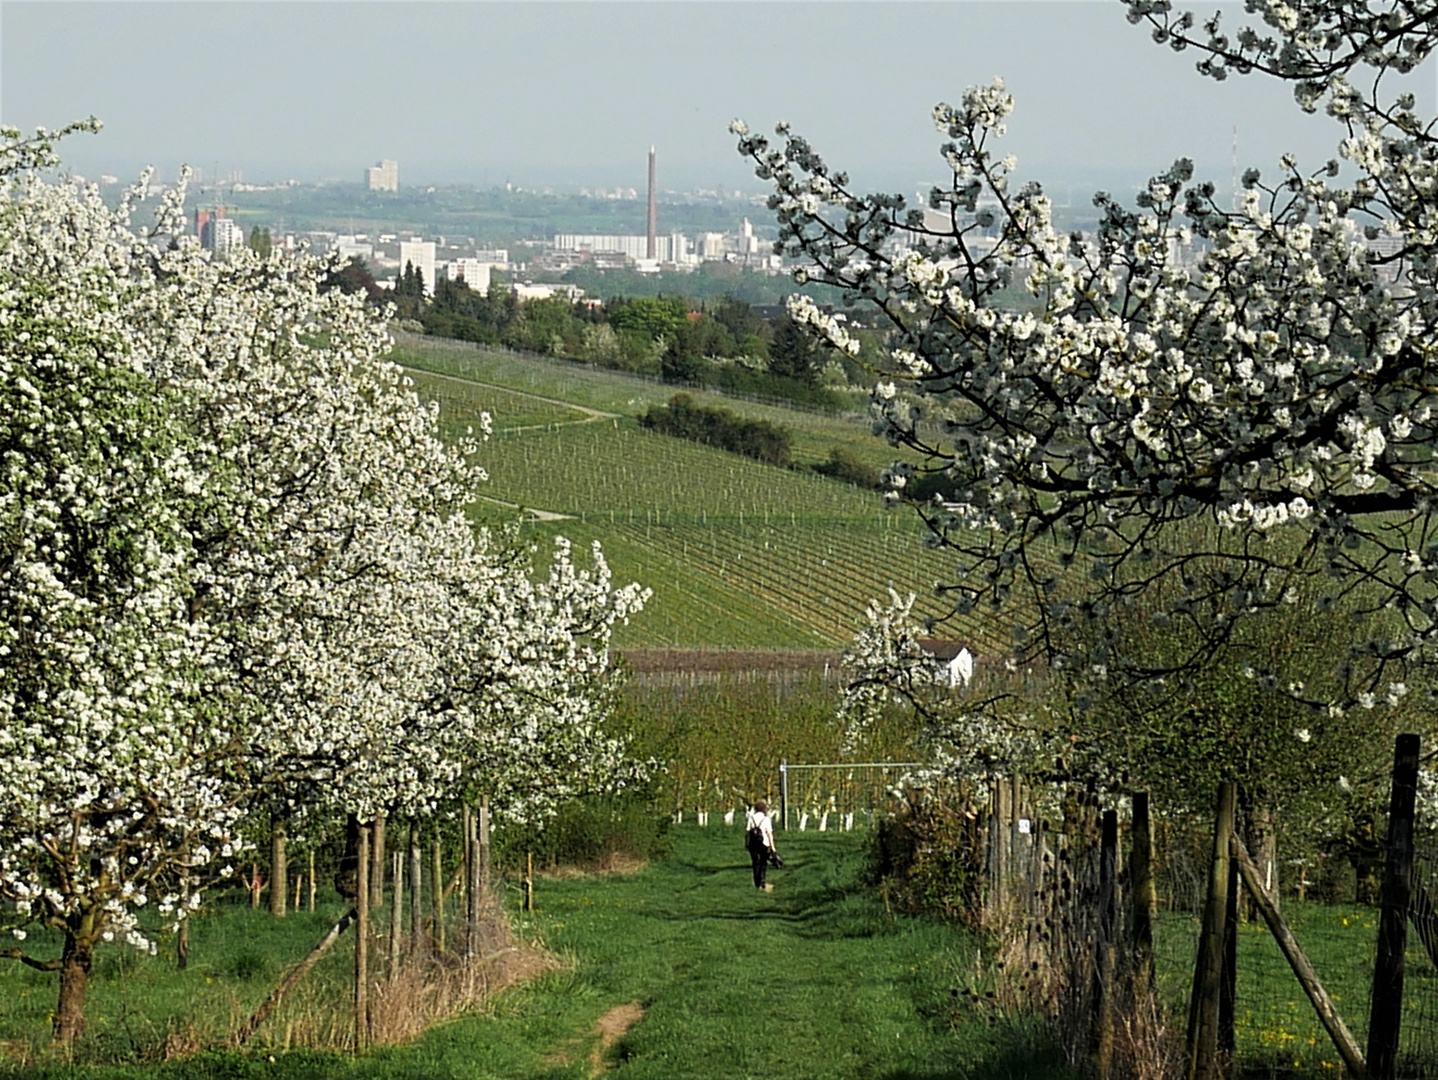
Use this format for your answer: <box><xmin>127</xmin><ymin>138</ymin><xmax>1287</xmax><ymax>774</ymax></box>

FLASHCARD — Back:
<box><xmin>745</xmin><ymin>825</ymin><xmax>765</xmax><ymax>852</ymax></box>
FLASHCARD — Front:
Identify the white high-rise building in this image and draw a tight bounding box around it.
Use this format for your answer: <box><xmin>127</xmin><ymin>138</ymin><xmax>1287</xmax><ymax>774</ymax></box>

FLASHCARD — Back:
<box><xmin>447</xmin><ymin>258</ymin><xmax>494</xmax><ymax>295</ymax></box>
<box><xmin>367</xmin><ymin>159</ymin><xmax>399</xmax><ymax>192</ymax></box>
<box><xmin>398</xmin><ymin>239</ymin><xmax>436</xmax><ymax>296</ymax></box>
<box><xmin>210</xmin><ymin>218</ymin><xmax>246</xmax><ymax>257</ymax></box>
<box><xmin>551</xmin><ymin>233</ymin><xmax>696</xmax><ymax>265</ymax></box>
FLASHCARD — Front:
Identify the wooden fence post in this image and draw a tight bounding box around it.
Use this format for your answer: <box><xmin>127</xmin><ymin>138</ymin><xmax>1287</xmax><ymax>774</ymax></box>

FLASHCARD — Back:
<box><xmin>355</xmin><ymin>822</ymin><xmax>370</xmax><ymax>1053</ymax></box>
<box><xmin>479</xmin><ymin>794</ymin><xmax>491</xmax><ymax>895</ymax></box>
<box><xmin>409</xmin><ymin>824</ymin><xmax>424</xmax><ymax>955</ymax></box>
<box><xmin>1131</xmin><ymin>792</ymin><xmax>1156</xmax><ymax>998</ymax></box>
<box><xmin>464</xmin><ymin>805</ymin><xmax>477</xmax><ymax>963</ymax></box>
<box><xmin>1187</xmin><ymin>780</ymin><xmax>1236</xmax><ymax>1080</ymax></box>
<box><xmin>468</xmin><ymin>803</ymin><xmax>482</xmax><ymax>962</ymax></box>
<box><xmin>432</xmin><ymin>834</ymin><xmax>445</xmax><ymax>954</ymax></box>
<box><xmin>1093</xmin><ymin>809</ymin><xmax>1119</xmax><ymax>1076</ymax></box>
<box><xmin>370</xmin><ymin>812</ymin><xmax>386</xmax><ymax>911</ymax></box>
<box><xmin>1221</xmin><ymin>829</ymin><xmax>1238</xmax><ymax>1064</ymax></box>
<box><xmin>1368</xmin><ymin>732</ymin><xmax>1421</xmax><ymax>1080</ymax></box>
<box><xmin>388</xmin><ymin>851</ymin><xmax>403</xmax><ymax>982</ymax></box>
<box><xmin>270</xmin><ymin>817</ymin><xmax>287</xmax><ymax>918</ymax></box>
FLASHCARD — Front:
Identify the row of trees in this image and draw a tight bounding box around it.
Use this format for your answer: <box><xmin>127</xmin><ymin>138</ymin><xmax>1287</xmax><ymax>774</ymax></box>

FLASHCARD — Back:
<box><xmin>0</xmin><ymin>126</ymin><xmax>650</xmax><ymax>1041</ymax></box>
<box><xmin>639</xmin><ymin>393</ymin><xmax>794</xmax><ymax>467</ymax></box>
<box><xmin>742</xmin><ymin>0</ymin><xmax>1438</xmax><ymax>892</ymax></box>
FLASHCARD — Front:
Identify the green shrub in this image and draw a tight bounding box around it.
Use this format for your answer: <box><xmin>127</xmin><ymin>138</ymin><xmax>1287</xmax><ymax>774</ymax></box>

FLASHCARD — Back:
<box><xmin>640</xmin><ymin>393</ymin><xmax>792</xmax><ymax>467</ymax></box>
<box><xmin>812</xmin><ymin>446</ymin><xmax>879</xmax><ymax>489</ymax></box>
<box><xmin>866</xmin><ymin>787</ymin><xmax>984</xmax><ymax>925</ymax></box>
<box><xmin>493</xmin><ymin>790</ymin><xmax>671</xmax><ymax>871</ymax></box>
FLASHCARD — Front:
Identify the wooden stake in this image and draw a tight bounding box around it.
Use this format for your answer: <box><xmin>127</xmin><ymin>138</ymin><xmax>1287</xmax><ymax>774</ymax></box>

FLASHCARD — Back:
<box><xmin>410</xmin><ymin>825</ymin><xmax>423</xmax><ymax>954</ymax></box>
<box><xmin>355</xmin><ymin>823</ymin><xmax>370</xmax><ymax>1053</ymax></box>
<box><xmin>479</xmin><ymin>795</ymin><xmax>491</xmax><ymax>896</ymax></box>
<box><xmin>1186</xmin><ymin>781</ymin><xmax>1235</xmax><ymax>1080</ymax></box>
<box><xmin>1130</xmin><ymin>792</ymin><xmax>1156</xmax><ymax>998</ymax></box>
<box><xmin>432</xmin><ymin>836</ymin><xmax>445</xmax><ymax>954</ymax></box>
<box><xmin>308</xmin><ymin>849</ymin><xmax>316</xmax><ymax>912</ymax></box>
<box><xmin>465</xmin><ymin>805</ymin><xmax>478</xmax><ymax>963</ymax></box>
<box><xmin>370</xmin><ymin>812</ymin><xmax>386</xmax><ymax>911</ymax></box>
<box><xmin>1369</xmin><ymin>732</ymin><xmax>1420</xmax><ymax>1080</ymax></box>
<box><xmin>270</xmin><ymin>818</ymin><xmax>287</xmax><ymax>918</ymax></box>
<box><xmin>524</xmin><ymin>851</ymin><xmax>534</xmax><ymax>913</ymax></box>
<box><xmin>389</xmin><ymin>849</ymin><xmax>403</xmax><ymax>979</ymax></box>
<box><xmin>234</xmin><ymin>907</ymin><xmax>357</xmax><ymax>1048</ymax></box>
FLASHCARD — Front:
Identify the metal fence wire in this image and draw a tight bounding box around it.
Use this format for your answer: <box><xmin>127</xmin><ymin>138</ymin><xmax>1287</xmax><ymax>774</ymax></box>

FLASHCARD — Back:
<box><xmin>973</xmin><ymin>758</ymin><xmax>1438</xmax><ymax>1079</ymax></box>
<box><xmin>777</xmin><ymin>761</ymin><xmax>922</xmax><ymax>832</ymax></box>
<box><xmin>1395</xmin><ymin>847</ymin><xmax>1438</xmax><ymax>1077</ymax></box>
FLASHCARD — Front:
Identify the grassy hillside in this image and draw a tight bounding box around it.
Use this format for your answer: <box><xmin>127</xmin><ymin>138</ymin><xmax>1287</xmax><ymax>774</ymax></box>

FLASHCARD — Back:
<box><xmin>397</xmin><ymin>336</ymin><xmax>1020</xmax><ymax>652</ymax></box>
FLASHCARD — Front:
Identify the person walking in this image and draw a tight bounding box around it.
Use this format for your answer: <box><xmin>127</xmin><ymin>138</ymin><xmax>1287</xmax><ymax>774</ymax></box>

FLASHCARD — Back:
<box><xmin>745</xmin><ymin>800</ymin><xmax>777</xmax><ymax>890</ymax></box>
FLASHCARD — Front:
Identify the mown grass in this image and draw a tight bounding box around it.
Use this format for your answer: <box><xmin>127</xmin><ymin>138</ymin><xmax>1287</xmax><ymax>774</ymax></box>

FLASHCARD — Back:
<box><xmin>0</xmin><ymin>827</ymin><xmax>1071</xmax><ymax>1080</ymax></box>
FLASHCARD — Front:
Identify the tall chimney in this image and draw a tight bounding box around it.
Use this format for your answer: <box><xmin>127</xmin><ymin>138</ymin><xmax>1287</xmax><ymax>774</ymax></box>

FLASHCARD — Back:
<box><xmin>646</xmin><ymin>146</ymin><xmax>657</xmax><ymax>260</ymax></box>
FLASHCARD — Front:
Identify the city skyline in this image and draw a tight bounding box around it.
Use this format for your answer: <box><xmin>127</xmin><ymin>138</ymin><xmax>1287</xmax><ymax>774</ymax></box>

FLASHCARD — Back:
<box><xmin>3</xmin><ymin>2</ymin><xmax>1426</xmax><ymax>200</ymax></box>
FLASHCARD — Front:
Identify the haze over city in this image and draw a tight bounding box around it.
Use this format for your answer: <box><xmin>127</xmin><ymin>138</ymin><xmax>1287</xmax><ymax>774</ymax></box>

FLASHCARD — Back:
<box><xmin>1</xmin><ymin>1</ymin><xmax>1379</xmax><ymax>200</ymax></box>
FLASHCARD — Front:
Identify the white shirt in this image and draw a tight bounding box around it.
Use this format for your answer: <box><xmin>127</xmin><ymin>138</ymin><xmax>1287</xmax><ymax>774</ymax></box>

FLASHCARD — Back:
<box><xmin>745</xmin><ymin>808</ymin><xmax>775</xmax><ymax>849</ymax></box>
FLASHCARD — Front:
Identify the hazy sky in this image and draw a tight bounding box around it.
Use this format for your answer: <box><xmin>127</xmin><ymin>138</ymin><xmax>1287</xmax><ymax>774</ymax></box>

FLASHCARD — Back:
<box><xmin>0</xmin><ymin>1</ymin><xmax>1409</xmax><ymax>197</ymax></box>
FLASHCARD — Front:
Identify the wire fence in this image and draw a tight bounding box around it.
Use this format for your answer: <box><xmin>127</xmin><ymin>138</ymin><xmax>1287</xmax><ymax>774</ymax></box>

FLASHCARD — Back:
<box><xmin>778</xmin><ymin>761</ymin><xmax>922</xmax><ymax>832</ymax></box>
<box><xmin>979</xmin><ymin>740</ymin><xmax>1438</xmax><ymax>1079</ymax></box>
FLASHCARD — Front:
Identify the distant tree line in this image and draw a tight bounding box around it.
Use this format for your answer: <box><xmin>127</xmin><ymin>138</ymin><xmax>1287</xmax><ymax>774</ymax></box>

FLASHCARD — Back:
<box><xmin>322</xmin><ymin>257</ymin><xmax>876</xmax><ymax>412</ymax></box>
<box><xmin>637</xmin><ymin>395</ymin><xmax>884</xmax><ymax>490</ymax></box>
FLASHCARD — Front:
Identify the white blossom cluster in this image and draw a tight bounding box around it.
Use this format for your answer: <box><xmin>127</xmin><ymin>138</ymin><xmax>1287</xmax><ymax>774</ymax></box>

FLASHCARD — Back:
<box><xmin>0</xmin><ymin>126</ymin><xmax>648</xmax><ymax>986</ymax></box>
<box><xmin>839</xmin><ymin>592</ymin><xmax>1064</xmax><ymax>793</ymax></box>
<box><xmin>735</xmin><ymin>2</ymin><xmax>1438</xmax><ymax>711</ymax></box>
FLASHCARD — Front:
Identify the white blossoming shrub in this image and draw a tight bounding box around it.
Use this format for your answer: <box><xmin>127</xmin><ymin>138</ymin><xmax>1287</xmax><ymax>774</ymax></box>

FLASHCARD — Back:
<box><xmin>458</xmin><ymin>537</ymin><xmax>651</xmax><ymax>825</ymax></box>
<box><xmin>0</xmin><ymin>126</ymin><xmax>648</xmax><ymax>1042</ymax></box>
<box><xmin>738</xmin><ymin>1</ymin><xmax>1438</xmax><ymax>814</ymax></box>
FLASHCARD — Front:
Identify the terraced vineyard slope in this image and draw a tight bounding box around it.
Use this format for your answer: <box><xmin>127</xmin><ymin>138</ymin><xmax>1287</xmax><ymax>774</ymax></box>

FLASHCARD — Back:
<box><xmin>398</xmin><ymin>336</ymin><xmax>1039</xmax><ymax>651</ymax></box>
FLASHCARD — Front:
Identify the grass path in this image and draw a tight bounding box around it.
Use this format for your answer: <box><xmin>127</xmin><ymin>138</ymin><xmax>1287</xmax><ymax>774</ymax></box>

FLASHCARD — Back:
<box><xmin>3</xmin><ymin>828</ymin><xmax>1068</xmax><ymax>1080</ymax></box>
<box><xmin>361</xmin><ymin>826</ymin><xmax>1063</xmax><ymax>1080</ymax></box>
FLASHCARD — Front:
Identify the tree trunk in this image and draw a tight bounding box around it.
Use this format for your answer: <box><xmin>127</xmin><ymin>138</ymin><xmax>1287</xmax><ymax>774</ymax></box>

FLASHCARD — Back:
<box><xmin>336</xmin><ymin>815</ymin><xmax>360</xmax><ymax>902</ymax></box>
<box><xmin>270</xmin><ymin>817</ymin><xmax>288</xmax><ymax>918</ymax></box>
<box><xmin>177</xmin><ymin>872</ymin><xmax>191</xmax><ymax>971</ymax></box>
<box><xmin>177</xmin><ymin>912</ymin><xmax>190</xmax><ymax>971</ymax></box>
<box><xmin>54</xmin><ymin>928</ymin><xmax>95</xmax><ymax>1043</ymax></box>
